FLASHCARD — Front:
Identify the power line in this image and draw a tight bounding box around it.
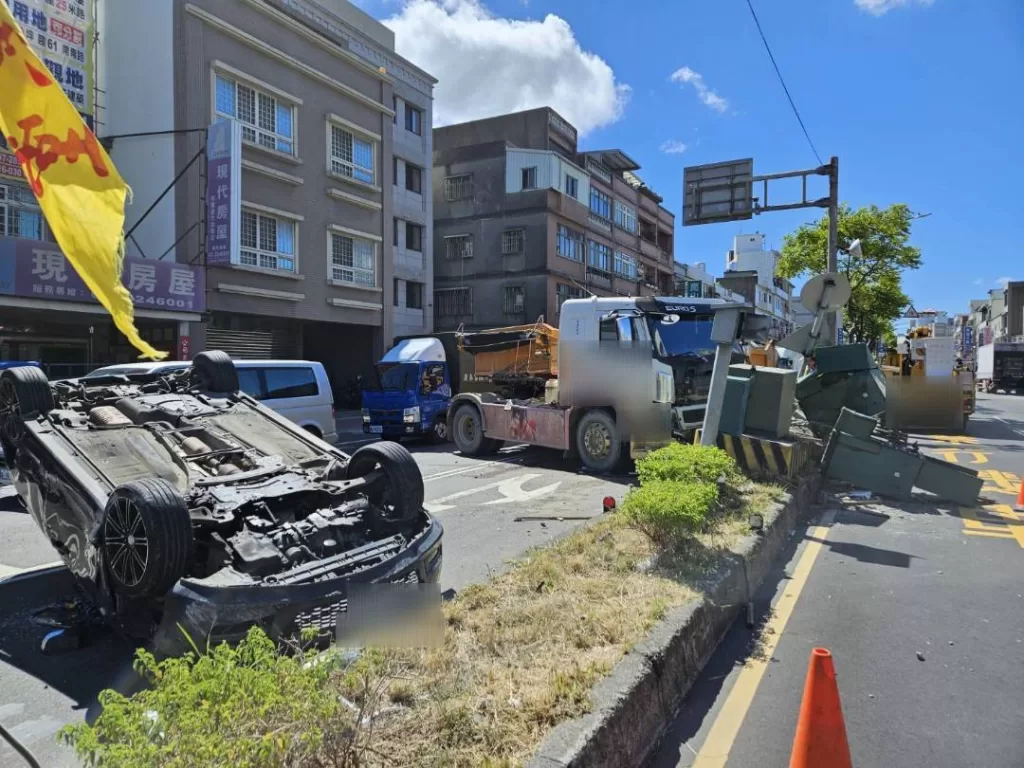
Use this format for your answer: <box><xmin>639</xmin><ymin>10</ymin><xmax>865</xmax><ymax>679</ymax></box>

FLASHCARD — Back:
<box><xmin>743</xmin><ymin>0</ymin><xmax>824</xmax><ymax>166</ymax></box>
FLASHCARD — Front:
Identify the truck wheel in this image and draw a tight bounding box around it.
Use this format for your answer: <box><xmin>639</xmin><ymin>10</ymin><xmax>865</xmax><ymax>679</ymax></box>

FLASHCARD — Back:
<box><xmin>193</xmin><ymin>351</ymin><xmax>239</xmax><ymax>393</ymax></box>
<box><xmin>346</xmin><ymin>441</ymin><xmax>424</xmax><ymax>524</ymax></box>
<box><xmin>451</xmin><ymin>404</ymin><xmax>500</xmax><ymax>455</ymax></box>
<box><xmin>103</xmin><ymin>479</ymin><xmax>194</xmax><ymax>599</ymax></box>
<box><xmin>429</xmin><ymin>416</ymin><xmax>448</xmax><ymax>444</ymax></box>
<box><xmin>576</xmin><ymin>410</ymin><xmax>623</xmax><ymax>474</ymax></box>
<box><xmin>0</xmin><ymin>366</ymin><xmax>54</xmax><ymax>447</ymax></box>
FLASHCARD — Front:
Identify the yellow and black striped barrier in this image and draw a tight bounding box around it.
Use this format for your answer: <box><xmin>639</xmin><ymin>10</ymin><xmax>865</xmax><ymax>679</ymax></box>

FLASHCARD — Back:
<box><xmin>693</xmin><ymin>430</ymin><xmax>812</xmax><ymax>479</ymax></box>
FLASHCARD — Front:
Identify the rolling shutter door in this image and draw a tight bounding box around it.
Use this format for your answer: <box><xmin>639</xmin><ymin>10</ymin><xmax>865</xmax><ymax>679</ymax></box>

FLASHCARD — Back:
<box><xmin>204</xmin><ymin>328</ymin><xmax>294</xmax><ymax>360</ymax></box>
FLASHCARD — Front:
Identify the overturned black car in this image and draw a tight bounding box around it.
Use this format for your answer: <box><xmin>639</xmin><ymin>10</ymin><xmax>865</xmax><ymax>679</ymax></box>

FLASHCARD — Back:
<box><xmin>0</xmin><ymin>352</ymin><xmax>442</xmax><ymax>654</ymax></box>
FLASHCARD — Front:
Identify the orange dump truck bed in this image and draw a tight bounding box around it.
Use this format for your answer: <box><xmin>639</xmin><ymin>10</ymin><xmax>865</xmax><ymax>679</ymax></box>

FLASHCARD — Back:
<box><xmin>458</xmin><ymin>323</ymin><xmax>559</xmax><ymax>380</ymax></box>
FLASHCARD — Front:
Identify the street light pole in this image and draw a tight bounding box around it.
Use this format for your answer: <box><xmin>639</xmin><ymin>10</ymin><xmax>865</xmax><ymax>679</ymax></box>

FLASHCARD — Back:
<box><xmin>826</xmin><ymin>156</ymin><xmax>840</xmax><ymax>344</ymax></box>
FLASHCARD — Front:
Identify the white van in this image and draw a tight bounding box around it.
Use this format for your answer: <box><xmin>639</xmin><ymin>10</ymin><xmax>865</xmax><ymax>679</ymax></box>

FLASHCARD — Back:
<box><xmin>82</xmin><ymin>359</ymin><xmax>337</xmax><ymax>444</ymax></box>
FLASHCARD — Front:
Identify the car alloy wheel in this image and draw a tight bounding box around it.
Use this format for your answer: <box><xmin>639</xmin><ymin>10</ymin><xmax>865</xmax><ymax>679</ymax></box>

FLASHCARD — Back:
<box><xmin>104</xmin><ymin>495</ymin><xmax>150</xmax><ymax>589</ymax></box>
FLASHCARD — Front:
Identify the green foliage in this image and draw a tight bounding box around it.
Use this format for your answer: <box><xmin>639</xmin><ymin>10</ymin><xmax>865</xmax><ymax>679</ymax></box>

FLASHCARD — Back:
<box><xmin>635</xmin><ymin>442</ymin><xmax>739</xmax><ymax>486</ymax></box>
<box><xmin>776</xmin><ymin>203</ymin><xmax>922</xmax><ymax>345</ymax></box>
<box><xmin>620</xmin><ymin>480</ymin><xmax>720</xmax><ymax>547</ymax></box>
<box><xmin>61</xmin><ymin>626</ymin><xmax>350</xmax><ymax>768</ymax></box>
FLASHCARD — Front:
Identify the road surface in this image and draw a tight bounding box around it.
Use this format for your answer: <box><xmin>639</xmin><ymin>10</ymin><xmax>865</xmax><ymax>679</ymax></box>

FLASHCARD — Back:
<box><xmin>651</xmin><ymin>392</ymin><xmax>1024</xmax><ymax>768</ymax></box>
<box><xmin>0</xmin><ymin>419</ymin><xmax>630</xmax><ymax>767</ymax></box>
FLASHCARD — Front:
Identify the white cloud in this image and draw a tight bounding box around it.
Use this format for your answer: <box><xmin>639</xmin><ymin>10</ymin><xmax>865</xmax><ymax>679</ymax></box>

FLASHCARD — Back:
<box><xmin>854</xmin><ymin>0</ymin><xmax>935</xmax><ymax>16</ymax></box>
<box><xmin>669</xmin><ymin>66</ymin><xmax>728</xmax><ymax>113</ymax></box>
<box><xmin>996</xmin><ymin>277</ymin><xmax>1016</xmax><ymax>288</ymax></box>
<box><xmin>660</xmin><ymin>140</ymin><xmax>688</xmax><ymax>155</ymax></box>
<box><xmin>384</xmin><ymin>0</ymin><xmax>630</xmax><ymax>137</ymax></box>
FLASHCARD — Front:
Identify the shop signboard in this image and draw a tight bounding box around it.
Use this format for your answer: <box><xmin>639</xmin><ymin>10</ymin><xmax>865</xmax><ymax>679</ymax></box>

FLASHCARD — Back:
<box><xmin>205</xmin><ymin>120</ymin><xmax>241</xmax><ymax>266</ymax></box>
<box><xmin>0</xmin><ymin>0</ymin><xmax>96</xmax><ymax>182</ymax></box>
<box><xmin>0</xmin><ymin>237</ymin><xmax>205</xmax><ymax>312</ymax></box>
<box><xmin>963</xmin><ymin>324</ymin><xmax>974</xmax><ymax>354</ymax></box>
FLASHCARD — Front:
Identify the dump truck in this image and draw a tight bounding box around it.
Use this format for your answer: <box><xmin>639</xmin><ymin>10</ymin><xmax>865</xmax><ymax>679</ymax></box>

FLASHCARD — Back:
<box><xmin>975</xmin><ymin>341</ymin><xmax>1024</xmax><ymax>394</ymax></box>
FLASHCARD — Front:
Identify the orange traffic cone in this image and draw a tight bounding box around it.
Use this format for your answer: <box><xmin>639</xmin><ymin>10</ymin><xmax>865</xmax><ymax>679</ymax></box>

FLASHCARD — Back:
<box><xmin>790</xmin><ymin>648</ymin><xmax>852</xmax><ymax>768</ymax></box>
<box><xmin>1015</xmin><ymin>478</ymin><xmax>1024</xmax><ymax>513</ymax></box>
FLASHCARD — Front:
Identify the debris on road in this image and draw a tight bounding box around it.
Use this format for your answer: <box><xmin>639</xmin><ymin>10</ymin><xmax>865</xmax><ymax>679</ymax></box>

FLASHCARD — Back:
<box><xmin>916</xmin><ymin>651</ymin><xmax>926</xmax><ymax>661</ymax></box>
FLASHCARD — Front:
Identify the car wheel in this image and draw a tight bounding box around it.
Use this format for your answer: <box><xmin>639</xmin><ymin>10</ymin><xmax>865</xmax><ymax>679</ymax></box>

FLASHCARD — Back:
<box><xmin>303</xmin><ymin>425</ymin><xmax>323</xmax><ymax>439</ymax></box>
<box><xmin>576</xmin><ymin>410</ymin><xmax>623</xmax><ymax>474</ymax></box>
<box><xmin>451</xmin><ymin>404</ymin><xmax>500</xmax><ymax>455</ymax></box>
<box><xmin>103</xmin><ymin>478</ymin><xmax>194</xmax><ymax>599</ymax></box>
<box><xmin>346</xmin><ymin>441</ymin><xmax>424</xmax><ymax>524</ymax></box>
<box><xmin>0</xmin><ymin>366</ymin><xmax>54</xmax><ymax>447</ymax></box>
<box><xmin>192</xmin><ymin>350</ymin><xmax>239</xmax><ymax>393</ymax></box>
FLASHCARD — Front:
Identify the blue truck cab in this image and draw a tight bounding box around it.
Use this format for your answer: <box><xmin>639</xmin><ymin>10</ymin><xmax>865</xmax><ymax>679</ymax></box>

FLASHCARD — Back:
<box><xmin>362</xmin><ymin>337</ymin><xmax>453</xmax><ymax>442</ymax></box>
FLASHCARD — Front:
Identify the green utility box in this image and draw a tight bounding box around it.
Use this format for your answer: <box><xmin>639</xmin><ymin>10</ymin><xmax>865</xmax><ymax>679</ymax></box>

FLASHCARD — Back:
<box><xmin>796</xmin><ymin>343</ymin><xmax>887</xmax><ymax>437</ymax></box>
<box><xmin>730</xmin><ymin>364</ymin><xmax>798</xmax><ymax>438</ymax></box>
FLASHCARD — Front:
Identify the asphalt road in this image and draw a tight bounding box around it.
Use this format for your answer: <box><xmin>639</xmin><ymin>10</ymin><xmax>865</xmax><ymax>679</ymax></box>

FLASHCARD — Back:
<box><xmin>651</xmin><ymin>392</ymin><xmax>1024</xmax><ymax>768</ymax></box>
<box><xmin>0</xmin><ymin>416</ymin><xmax>630</xmax><ymax>767</ymax></box>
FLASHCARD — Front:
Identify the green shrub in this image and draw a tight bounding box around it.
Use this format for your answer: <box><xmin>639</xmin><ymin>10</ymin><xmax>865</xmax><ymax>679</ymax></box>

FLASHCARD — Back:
<box><xmin>620</xmin><ymin>480</ymin><xmax>720</xmax><ymax>547</ymax></box>
<box><xmin>61</xmin><ymin>626</ymin><xmax>351</xmax><ymax>768</ymax></box>
<box><xmin>635</xmin><ymin>443</ymin><xmax>739</xmax><ymax>486</ymax></box>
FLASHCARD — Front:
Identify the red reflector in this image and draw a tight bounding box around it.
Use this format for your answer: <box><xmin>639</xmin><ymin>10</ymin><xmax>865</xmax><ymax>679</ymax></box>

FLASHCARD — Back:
<box><xmin>602</xmin><ymin>496</ymin><xmax>616</xmax><ymax>511</ymax></box>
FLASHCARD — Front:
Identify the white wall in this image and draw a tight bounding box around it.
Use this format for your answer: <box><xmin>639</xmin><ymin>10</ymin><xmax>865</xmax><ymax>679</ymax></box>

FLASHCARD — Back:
<box><xmin>98</xmin><ymin>0</ymin><xmax>176</xmax><ymax>262</ymax></box>
<box><xmin>506</xmin><ymin>149</ymin><xmax>590</xmax><ymax>202</ymax></box>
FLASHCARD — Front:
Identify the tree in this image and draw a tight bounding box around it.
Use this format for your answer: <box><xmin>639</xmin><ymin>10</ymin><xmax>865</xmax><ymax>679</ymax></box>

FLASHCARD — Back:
<box><xmin>776</xmin><ymin>203</ymin><xmax>922</xmax><ymax>344</ymax></box>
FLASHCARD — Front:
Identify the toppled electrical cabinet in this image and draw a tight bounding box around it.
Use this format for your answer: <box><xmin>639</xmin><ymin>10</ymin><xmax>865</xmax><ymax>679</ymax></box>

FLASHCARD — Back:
<box><xmin>821</xmin><ymin>407</ymin><xmax>983</xmax><ymax>506</ymax></box>
<box><xmin>728</xmin><ymin>364</ymin><xmax>797</xmax><ymax>438</ymax></box>
<box><xmin>796</xmin><ymin>344</ymin><xmax>887</xmax><ymax>438</ymax></box>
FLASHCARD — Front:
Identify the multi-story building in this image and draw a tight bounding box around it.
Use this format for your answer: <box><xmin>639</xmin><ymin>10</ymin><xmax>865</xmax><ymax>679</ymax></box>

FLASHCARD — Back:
<box><xmin>431</xmin><ymin>108</ymin><xmax>675</xmax><ymax>330</ymax></box>
<box><xmin>967</xmin><ymin>282</ymin><xmax>1024</xmax><ymax>348</ymax></box>
<box><xmin>718</xmin><ymin>233</ymin><xmax>794</xmax><ymax>339</ymax></box>
<box><xmin>673</xmin><ymin>262</ymin><xmax>718</xmax><ymax>299</ymax></box>
<box><xmin>1</xmin><ymin>0</ymin><xmax>434</xmax><ymax>388</ymax></box>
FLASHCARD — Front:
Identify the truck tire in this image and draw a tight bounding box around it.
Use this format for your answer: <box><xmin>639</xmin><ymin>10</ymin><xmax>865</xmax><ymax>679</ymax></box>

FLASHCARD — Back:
<box><xmin>193</xmin><ymin>351</ymin><xmax>239</xmax><ymax>393</ymax></box>
<box><xmin>346</xmin><ymin>441</ymin><xmax>424</xmax><ymax>524</ymax></box>
<box><xmin>429</xmin><ymin>415</ymin><xmax>449</xmax><ymax>444</ymax></box>
<box><xmin>576</xmin><ymin>410</ymin><xmax>623</xmax><ymax>474</ymax></box>
<box><xmin>0</xmin><ymin>366</ymin><xmax>54</xmax><ymax>447</ymax></box>
<box><xmin>103</xmin><ymin>478</ymin><xmax>194</xmax><ymax>599</ymax></box>
<box><xmin>451</xmin><ymin>403</ymin><xmax>500</xmax><ymax>456</ymax></box>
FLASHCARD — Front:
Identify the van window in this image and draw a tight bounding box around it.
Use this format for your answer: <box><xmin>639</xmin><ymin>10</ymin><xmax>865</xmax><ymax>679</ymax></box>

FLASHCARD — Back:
<box><xmin>237</xmin><ymin>368</ymin><xmax>264</xmax><ymax>398</ymax></box>
<box><xmin>263</xmin><ymin>367</ymin><xmax>319</xmax><ymax>399</ymax></box>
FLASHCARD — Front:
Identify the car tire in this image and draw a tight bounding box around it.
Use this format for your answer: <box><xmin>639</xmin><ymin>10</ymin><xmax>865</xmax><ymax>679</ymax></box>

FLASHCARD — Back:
<box><xmin>193</xmin><ymin>350</ymin><xmax>239</xmax><ymax>393</ymax></box>
<box><xmin>103</xmin><ymin>478</ymin><xmax>194</xmax><ymax>599</ymax></box>
<box><xmin>576</xmin><ymin>410</ymin><xmax>623</xmax><ymax>474</ymax></box>
<box><xmin>451</xmin><ymin>404</ymin><xmax>501</xmax><ymax>455</ymax></box>
<box><xmin>0</xmin><ymin>366</ymin><xmax>54</xmax><ymax>446</ymax></box>
<box><xmin>346</xmin><ymin>441</ymin><xmax>424</xmax><ymax>524</ymax></box>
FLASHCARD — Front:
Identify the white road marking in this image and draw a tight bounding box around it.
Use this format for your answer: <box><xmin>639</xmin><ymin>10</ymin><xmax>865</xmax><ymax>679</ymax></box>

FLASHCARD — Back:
<box><xmin>996</xmin><ymin>417</ymin><xmax>1024</xmax><ymax>439</ymax></box>
<box><xmin>0</xmin><ymin>562</ymin><xmax>65</xmax><ymax>582</ymax></box>
<box><xmin>483</xmin><ymin>475</ymin><xmax>562</xmax><ymax>505</ymax></box>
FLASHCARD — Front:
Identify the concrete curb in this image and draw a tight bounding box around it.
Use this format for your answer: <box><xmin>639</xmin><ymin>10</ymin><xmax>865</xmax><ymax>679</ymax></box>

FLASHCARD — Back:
<box><xmin>528</xmin><ymin>474</ymin><xmax>822</xmax><ymax>768</ymax></box>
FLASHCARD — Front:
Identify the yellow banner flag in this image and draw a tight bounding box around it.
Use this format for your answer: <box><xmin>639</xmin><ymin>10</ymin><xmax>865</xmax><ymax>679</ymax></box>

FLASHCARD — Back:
<box><xmin>0</xmin><ymin>6</ymin><xmax>166</xmax><ymax>360</ymax></box>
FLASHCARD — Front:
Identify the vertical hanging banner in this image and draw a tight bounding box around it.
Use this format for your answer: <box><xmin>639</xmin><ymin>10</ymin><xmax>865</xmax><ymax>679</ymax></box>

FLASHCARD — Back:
<box><xmin>0</xmin><ymin>1</ymin><xmax>166</xmax><ymax>359</ymax></box>
<box><xmin>0</xmin><ymin>0</ymin><xmax>94</xmax><ymax>181</ymax></box>
<box><xmin>205</xmin><ymin>119</ymin><xmax>241</xmax><ymax>266</ymax></box>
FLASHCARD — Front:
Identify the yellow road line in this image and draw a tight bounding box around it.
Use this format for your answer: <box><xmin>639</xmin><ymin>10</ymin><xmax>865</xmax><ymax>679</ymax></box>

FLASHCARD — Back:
<box><xmin>691</xmin><ymin>510</ymin><xmax>837</xmax><ymax>768</ymax></box>
<box><xmin>970</xmin><ymin>452</ymin><xmax>988</xmax><ymax>465</ymax></box>
<box><xmin>988</xmin><ymin>504</ymin><xmax>1024</xmax><ymax>549</ymax></box>
<box><xmin>940</xmin><ymin>450</ymin><xmax>959</xmax><ymax>464</ymax></box>
<box><xmin>964</xmin><ymin>529</ymin><xmax>1015</xmax><ymax>539</ymax></box>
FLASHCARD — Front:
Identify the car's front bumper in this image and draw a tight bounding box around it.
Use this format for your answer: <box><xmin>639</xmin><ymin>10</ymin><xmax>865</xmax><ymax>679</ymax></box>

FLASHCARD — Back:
<box><xmin>153</xmin><ymin>516</ymin><xmax>443</xmax><ymax>656</ymax></box>
<box><xmin>364</xmin><ymin>422</ymin><xmax>427</xmax><ymax>437</ymax></box>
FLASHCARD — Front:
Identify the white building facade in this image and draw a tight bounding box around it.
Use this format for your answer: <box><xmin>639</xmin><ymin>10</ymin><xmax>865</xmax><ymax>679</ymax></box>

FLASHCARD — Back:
<box><xmin>725</xmin><ymin>233</ymin><xmax>794</xmax><ymax>339</ymax></box>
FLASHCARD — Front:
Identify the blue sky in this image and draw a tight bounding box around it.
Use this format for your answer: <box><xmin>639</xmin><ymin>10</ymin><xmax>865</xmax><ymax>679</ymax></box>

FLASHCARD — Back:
<box><xmin>363</xmin><ymin>0</ymin><xmax>1022</xmax><ymax>315</ymax></box>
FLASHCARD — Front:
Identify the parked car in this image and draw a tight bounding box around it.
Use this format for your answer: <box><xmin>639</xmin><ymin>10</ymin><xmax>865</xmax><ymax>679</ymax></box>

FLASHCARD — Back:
<box><xmin>0</xmin><ymin>352</ymin><xmax>443</xmax><ymax>653</ymax></box>
<box><xmin>84</xmin><ymin>359</ymin><xmax>338</xmax><ymax>444</ymax></box>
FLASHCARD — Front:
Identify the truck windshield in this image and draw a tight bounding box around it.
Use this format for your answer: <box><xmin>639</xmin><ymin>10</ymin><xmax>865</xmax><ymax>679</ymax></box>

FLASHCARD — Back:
<box><xmin>372</xmin><ymin>362</ymin><xmax>419</xmax><ymax>391</ymax></box>
<box><xmin>650</xmin><ymin>317</ymin><xmax>716</xmax><ymax>362</ymax></box>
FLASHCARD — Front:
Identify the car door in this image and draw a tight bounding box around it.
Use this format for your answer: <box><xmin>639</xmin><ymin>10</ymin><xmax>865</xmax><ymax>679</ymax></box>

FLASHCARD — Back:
<box><xmin>419</xmin><ymin>362</ymin><xmax>449</xmax><ymax>429</ymax></box>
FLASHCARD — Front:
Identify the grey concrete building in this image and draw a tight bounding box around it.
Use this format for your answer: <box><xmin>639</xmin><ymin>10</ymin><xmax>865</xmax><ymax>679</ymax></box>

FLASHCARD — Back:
<box><xmin>431</xmin><ymin>108</ymin><xmax>676</xmax><ymax>331</ymax></box>
<box><xmin>98</xmin><ymin>0</ymin><xmax>434</xmax><ymax>393</ymax></box>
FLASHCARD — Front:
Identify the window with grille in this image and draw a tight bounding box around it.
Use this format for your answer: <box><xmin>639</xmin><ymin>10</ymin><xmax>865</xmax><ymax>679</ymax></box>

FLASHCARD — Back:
<box><xmin>0</xmin><ymin>184</ymin><xmax>53</xmax><ymax>241</ymax></box>
<box><xmin>329</xmin><ymin>232</ymin><xmax>376</xmax><ymax>286</ymax></box>
<box><xmin>521</xmin><ymin>167</ymin><xmax>537</xmax><ymax>189</ymax></box>
<box><xmin>503</xmin><ymin>286</ymin><xmax>525</xmax><ymax>314</ymax></box>
<box><xmin>444</xmin><ymin>235</ymin><xmax>473</xmax><ymax>260</ymax></box>
<box><xmin>589</xmin><ymin>187</ymin><xmax>611</xmax><ymax>221</ymax></box>
<box><xmin>502</xmin><ymin>228</ymin><xmax>524</xmax><ymax>254</ymax></box>
<box><xmin>556</xmin><ymin>283</ymin><xmax>587</xmax><ymax>313</ymax></box>
<box><xmin>444</xmin><ymin>174</ymin><xmax>473</xmax><ymax>201</ymax></box>
<box><xmin>556</xmin><ymin>223</ymin><xmax>583</xmax><ymax>262</ymax></box>
<box><xmin>407</xmin><ymin>281</ymin><xmax>424</xmax><ymax>309</ymax></box>
<box><xmin>215</xmin><ymin>74</ymin><xmax>294</xmax><ymax>154</ymax></box>
<box><xmin>587</xmin><ymin>240</ymin><xmax>612</xmax><ymax>273</ymax></box>
<box><xmin>613</xmin><ymin>251</ymin><xmax>637</xmax><ymax>280</ymax></box>
<box><xmin>405</xmin><ymin>104</ymin><xmax>423</xmax><ymax>135</ymax></box>
<box><xmin>686</xmin><ymin>280</ymin><xmax>702</xmax><ymax>298</ymax></box>
<box><xmin>565</xmin><ymin>174</ymin><xmax>578</xmax><ymax>199</ymax></box>
<box><xmin>614</xmin><ymin>201</ymin><xmax>638</xmax><ymax>233</ymax></box>
<box><xmin>329</xmin><ymin>124</ymin><xmax>375</xmax><ymax>184</ymax></box>
<box><xmin>406</xmin><ymin>222</ymin><xmax>423</xmax><ymax>252</ymax></box>
<box><xmin>239</xmin><ymin>210</ymin><xmax>296</xmax><ymax>271</ymax></box>
<box><xmin>406</xmin><ymin>163</ymin><xmax>423</xmax><ymax>194</ymax></box>
<box><xmin>435</xmin><ymin>287</ymin><xmax>472</xmax><ymax>318</ymax></box>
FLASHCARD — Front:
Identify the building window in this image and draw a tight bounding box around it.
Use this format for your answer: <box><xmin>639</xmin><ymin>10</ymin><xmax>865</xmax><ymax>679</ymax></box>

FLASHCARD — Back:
<box><xmin>444</xmin><ymin>174</ymin><xmax>473</xmax><ymax>201</ymax></box>
<box><xmin>503</xmin><ymin>286</ymin><xmax>525</xmax><ymax>314</ymax></box>
<box><xmin>329</xmin><ymin>231</ymin><xmax>376</xmax><ymax>286</ymax></box>
<box><xmin>393</xmin><ymin>217</ymin><xmax>400</xmax><ymax>246</ymax></box>
<box><xmin>406</xmin><ymin>280</ymin><xmax>424</xmax><ymax>310</ymax></box>
<box><xmin>614</xmin><ymin>201</ymin><xmax>637</xmax><ymax>234</ymax></box>
<box><xmin>521</xmin><ymin>166</ymin><xmax>537</xmax><ymax>190</ymax></box>
<box><xmin>435</xmin><ymin>287</ymin><xmax>472</xmax><ymax>318</ymax></box>
<box><xmin>556</xmin><ymin>223</ymin><xmax>584</xmax><ymax>262</ymax></box>
<box><xmin>613</xmin><ymin>251</ymin><xmax>637</xmax><ymax>280</ymax></box>
<box><xmin>239</xmin><ymin>210</ymin><xmax>296</xmax><ymax>272</ymax></box>
<box><xmin>392</xmin><ymin>96</ymin><xmax>398</xmax><ymax>124</ymax></box>
<box><xmin>393</xmin><ymin>157</ymin><xmax>399</xmax><ymax>185</ymax></box>
<box><xmin>329</xmin><ymin>124</ymin><xmax>375</xmax><ymax>184</ymax></box>
<box><xmin>502</xmin><ymin>228</ymin><xmax>524</xmax><ymax>254</ymax></box>
<box><xmin>215</xmin><ymin>74</ymin><xmax>295</xmax><ymax>154</ymax></box>
<box><xmin>444</xmin><ymin>234</ymin><xmax>473</xmax><ymax>260</ymax></box>
<box><xmin>406</xmin><ymin>221</ymin><xmax>423</xmax><ymax>252</ymax></box>
<box><xmin>587</xmin><ymin>240</ymin><xmax>612</xmax><ymax>273</ymax></box>
<box><xmin>589</xmin><ymin>187</ymin><xmax>611</xmax><ymax>221</ymax></box>
<box><xmin>393</xmin><ymin>277</ymin><xmax>400</xmax><ymax>305</ymax></box>
<box><xmin>565</xmin><ymin>174</ymin><xmax>578</xmax><ymax>199</ymax></box>
<box><xmin>685</xmin><ymin>280</ymin><xmax>702</xmax><ymax>298</ymax></box>
<box><xmin>405</xmin><ymin>163</ymin><xmax>423</xmax><ymax>194</ymax></box>
<box><xmin>0</xmin><ymin>184</ymin><xmax>52</xmax><ymax>241</ymax></box>
<box><xmin>405</xmin><ymin>104</ymin><xmax>423</xmax><ymax>135</ymax></box>
<box><xmin>556</xmin><ymin>283</ymin><xmax>587</xmax><ymax>313</ymax></box>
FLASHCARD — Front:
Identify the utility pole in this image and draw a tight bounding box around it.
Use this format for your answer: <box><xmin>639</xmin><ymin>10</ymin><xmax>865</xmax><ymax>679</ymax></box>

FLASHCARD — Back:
<box><xmin>826</xmin><ymin>156</ymin><xmax>840</xmax><ymax>345</ymax></box>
